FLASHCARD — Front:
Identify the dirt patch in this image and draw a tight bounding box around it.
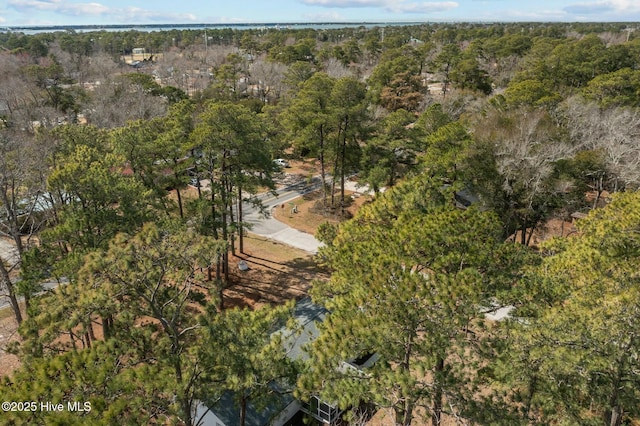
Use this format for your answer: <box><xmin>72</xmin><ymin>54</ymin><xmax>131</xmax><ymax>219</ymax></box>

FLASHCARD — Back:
<box><xmin>509</xmin><ymin>217</ymin><xmax>579</xmax><ymax>248</ymax></box>
<box><xmin>273</xmin><ymin>189</ymin><xmax>372</xmax><ymax>235</ymax></box>
<box><xmin>224</xmin><ymin>233</ymin><xmax>327</xmax><ymax>309</ymax></box>
<box><xmin>283</xmin><ymin>158</ymin><xmax>319</xmax><ymax>177</ymax></box>
<box><xmin>0</xmin><ymin>315</ymin><xmax>21</xmax><ymax>377</ymax></box>
<box><xmin>366</xmin><ymin>407</ymin><xmax>461</xmax><ymax>426</ymax></box>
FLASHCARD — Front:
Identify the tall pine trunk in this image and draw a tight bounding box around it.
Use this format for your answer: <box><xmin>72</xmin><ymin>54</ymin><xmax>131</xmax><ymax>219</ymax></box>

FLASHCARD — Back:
<box><xmin>0</xmin><ymin>261</ymin><xmax>22</xmax><ymax>324</ymax></box>
<box><xmin>24</xmin><ymin>293</ymin><xmax>31</xmax><ymax>313</ymax></box>
<box><xmin>339</xmin><ymin>124</ymin><xmax>348</xmax><ymax>213</ymax></box>
<box><xmin>220</xmin><ymin>156</ymin><xmax>230</xmax><ymax>281</ymax></box>
<box><xmin>176</xmin><ymin>186</ymin><xmax>184</xmax><ymax>219</ymax></box>
<box><xmin>396</xmin><ymin>336</ymin><xmax>415</xmax><ymax>426</ymax></box>
<box><xmin>524</xmin><ymin>373</ymin><xmax>538</xmax><ymax>419</ymax></box>
<box><xmin>240</xmin><ymin>395</ymin><xmax>247</xmax><ymax>426</ymax></box>
<box><xmin>210</xmin><ymin>176</ymin><xmax>218</xmax><ymax>240</ymax></box>
<box><xmin>432</xmin><ymin>357</ymin><xmax>445</xmax><ymax>426</ymax></box>
<box><xmin>102</xmin><ymin>314</ymin><xmax>113</xmax><ymax>340</ymax></box>
<box><xmin>318</xmin><ymin>124</ymin><xmax>328</xmax><ymax>208</ymax></box>
<box><xmin>331</xmin><ymin>123</ymin><xmax>343</xmax><ymax>208</ymax></box>
<box><xmin>607</xmin><ymin>361</ymin><xmax>624</xmax><ymax>426</ymax></box>
<box><xmin>174</xmin><ymin>356</ymin><xmax>193</xmax><ymax>426</ymax></box>
<box><xmin>218</xmin><ymin>277</ymin><xmax>225</xmax><ymax>311</ymax></box>
<box><xmin>0</xmin><ymin>188</ymin><xmax>29</xmax><ymax>324</ymax></box>
<box><xmin>88</xmin><ymin>317</ymin><xmax>96</xmax><ymax>342</ymax></box>
<box><xmin>228</xmin><ymin>178</ymin><xmax>235</xmax><ymax>256</ymax></box>
<box><xmin>173</xmin><ymin>158</ymin><xmax>184</xmax><ymax>219</ymax></box>
<box><xmin>395</xmin><ymin>398</ymin><xmax>415</xmax><ymax>426</ymax></box>
<box><xmin>520</xmin><ymin>217</ymin><xmax>528</xmax><ymax>245</ymax></box>
<box><xmin>238</xmin><ymin>186</ymin><xmax>244</xmax><ymax>254</ymax></box>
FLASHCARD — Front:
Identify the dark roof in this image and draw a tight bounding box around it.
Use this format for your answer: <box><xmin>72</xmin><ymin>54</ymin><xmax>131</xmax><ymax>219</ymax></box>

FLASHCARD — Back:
<box><xmin>454</xmin><ymin>188</ymin><xmax>479</xmax><ymax>208</ymax></box>
<box><xmin>211</xmin><ymin>389</ymin><xmax>294</xmax><ymax>426</ymax></box>
<box><xmin>281</xmin><ymin>297</ymin><xmax>327</xmax><ymax>361</ymax></box>
<box><xmin>208</xmin><ymin>298</ymin><xmax>327</xmax><ymax>426</ymax></box>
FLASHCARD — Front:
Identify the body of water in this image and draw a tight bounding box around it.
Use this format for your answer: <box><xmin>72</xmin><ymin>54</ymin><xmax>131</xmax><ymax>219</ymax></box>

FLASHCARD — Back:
<box><xmin>2</xmin><ymin>22</ymin><xmax>424</xmax><ymax>35</ymax></box>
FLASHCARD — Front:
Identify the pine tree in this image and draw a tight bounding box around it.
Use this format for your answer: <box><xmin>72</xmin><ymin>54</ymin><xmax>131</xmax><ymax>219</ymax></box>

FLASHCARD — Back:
<box><xmin>303</xmin><ymin>176</ymin><xmax>526</xmax><ymax>425</ymax></box>
<box><xmin>199</xmin><ymin>303</ymin><xmax>297</xmax><ymax>426</ymax></box>
<box><xmin>499</xmin><ymin>191</ymin><xmax>640</xmax><ymax>425</ymax></box>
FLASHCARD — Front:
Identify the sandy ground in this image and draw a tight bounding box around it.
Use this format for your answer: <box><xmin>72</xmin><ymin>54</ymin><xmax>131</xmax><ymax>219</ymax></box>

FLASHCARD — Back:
<box><xmin>224</xmin><ymin>233</ymin><xmax>328</xmax><ymax>309</ymax></box>
<box><xmin>0</xmin><ymin>315</ymin><xmax>21</xmax><ymax>376</ymax></box>
<box><xmin>273</xmin><ymin>189</ymin><xmax>372</xmax><ymax>235</ymax></box>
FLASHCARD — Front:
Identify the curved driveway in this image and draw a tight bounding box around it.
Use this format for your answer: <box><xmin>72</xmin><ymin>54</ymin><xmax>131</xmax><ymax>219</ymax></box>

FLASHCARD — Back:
<box><xmin>243</xmin><ymin>178</ymin><xmax>324</xmax><ymax>254</ymax></box>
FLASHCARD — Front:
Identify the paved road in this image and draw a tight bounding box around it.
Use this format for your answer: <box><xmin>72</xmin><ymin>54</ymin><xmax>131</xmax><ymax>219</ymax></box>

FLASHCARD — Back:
<box><xmin>242</xmin><ymin>178</ymin><xmax>324</xmax><ymax>254</ymax></box>
<box><xmin>0</xmin><ymin>277</ymin><xmax>69</xmax><ymax>310</ymax></box>
<box><xmin>241</xmin><ymin>176</ymin><xmax>375</xmax><ymax>254</ymax></box>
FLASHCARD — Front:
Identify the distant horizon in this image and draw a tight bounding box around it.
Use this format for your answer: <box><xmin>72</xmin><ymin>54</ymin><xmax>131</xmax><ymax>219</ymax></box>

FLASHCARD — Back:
<box><xmin>0</xmin><ymin>21</ymin><xmax>423</xmax><ymax>35</ymax></box>
<box><xmin>2</xmin><ymin>0</ymin><xmax>640</xmax><ymax>28</ymax></box>
<box><xmin>3</xmin><ymin>21</ymin><xmax>419</xmax><ymax>29</ymax></box>
<box><xmin>4</xmin><ymin>20</ymin><xmax>639</xmax><ymax>31</ymax></box>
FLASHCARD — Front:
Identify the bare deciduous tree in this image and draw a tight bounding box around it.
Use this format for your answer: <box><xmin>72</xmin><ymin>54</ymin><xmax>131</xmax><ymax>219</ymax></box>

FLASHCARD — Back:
<box><xmin>322</xmin><ymin>57</ymin><xmax>356</xmax><ymax>79</ymax></box>
<box><xmin>247</xmin><ymin>56</ymin><xmax>287</xmax><ymax>102</ymax></box>
<box><xmin>475</xmin><ymin>107</ymin><xmax>574</xmax><ymax>243</ymax></box>
<box><xmin>0</xmin><ymin>127</ymin><xmax>52</xmax><ymax>323</ymax></box>
<box><xmin>84</xmin><ymin>74</ymin><xmax>167</xmax><ymax>128</ymax></box>
<box><xmin>563</xmin><ymin>96</ymin><xmax>640</xmax><ymax>190</ymax></box>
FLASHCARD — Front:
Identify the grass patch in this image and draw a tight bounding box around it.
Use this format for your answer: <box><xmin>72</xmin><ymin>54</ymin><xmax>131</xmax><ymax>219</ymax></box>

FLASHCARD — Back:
<box><xmin>0</xmin><ymin>305</ymin><xmax>15</xmax><ymax>321</ymax></box>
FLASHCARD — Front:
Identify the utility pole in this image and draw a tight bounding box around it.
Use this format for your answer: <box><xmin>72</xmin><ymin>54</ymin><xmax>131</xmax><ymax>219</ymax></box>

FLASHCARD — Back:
<box><xmin>624</xmin><ymin>27</ymin><xmax>635</xmax><ymax>42</ymax></box>
<box><xmin>204</xmin><ymin>30</ymin><xmax>208</xmax><ymax>65</ymax></box>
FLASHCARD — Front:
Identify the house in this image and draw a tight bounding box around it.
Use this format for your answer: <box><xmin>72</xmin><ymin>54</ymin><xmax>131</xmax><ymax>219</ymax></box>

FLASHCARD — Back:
<box><xmin>195</xmin><ymin>298</ymin><xmax>325</xmax><ymax>426</ymax></box>
<box><xmin>454</xmin><ymin>188</ymin><xmax>479</xmax><ymax>209</ymax></box>
<box><xmin>195</xmin><ymin>298</ymin><xmax>376</xmax><ymax>426</ymax></box>
<box><xmin>195</xmin><ymin>390</ymin><xmax>298</xmax><ymax>426</ymax></box>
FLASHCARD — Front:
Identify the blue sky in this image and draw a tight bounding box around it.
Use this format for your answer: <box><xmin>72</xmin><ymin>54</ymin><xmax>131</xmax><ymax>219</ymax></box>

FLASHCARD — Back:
<box><xmin>2</xmin><ymin>0</ymin><xmax>640</xmax><ymax>26</ymax></box>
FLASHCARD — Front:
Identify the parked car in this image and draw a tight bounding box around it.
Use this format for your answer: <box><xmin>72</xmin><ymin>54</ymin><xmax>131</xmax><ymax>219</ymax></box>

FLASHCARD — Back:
<box><xmin>273</xmin><ymin>158</ymin><xmax>289</xmax><ymax>168</ymax></box>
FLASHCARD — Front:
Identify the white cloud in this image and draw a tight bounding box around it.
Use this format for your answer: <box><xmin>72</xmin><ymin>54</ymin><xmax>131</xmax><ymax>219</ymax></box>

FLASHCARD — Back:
<box><xmin>502</xmin><ymin>8</ymin><xmax>569</xmax><ymax>21</ymax></box>
<box><xmin>564</xmin><ymin>0</ymin><xmax>640</xmax><ymax>15</ymax></box>
<box><xmin>8</xmin><ymin>0</ymin><xmax>108</xmax><ymax>16</ymax></box>
<box><xmin>7</xmin><ymin>0</ymin><xmax>197</xmax><ymax>22</ymax></box>
<box><xmin>301</xmin><ymin>0</ymin><xmax>458</xmax><ymax>14</ymax></box>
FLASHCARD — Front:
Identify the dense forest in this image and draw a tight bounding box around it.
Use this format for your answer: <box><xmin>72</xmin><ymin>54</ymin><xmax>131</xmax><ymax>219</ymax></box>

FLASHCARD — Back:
<box><xmin>0</xmin><ymin>22</ymin><xmax>639</xmax><ymax>425</ymax></box>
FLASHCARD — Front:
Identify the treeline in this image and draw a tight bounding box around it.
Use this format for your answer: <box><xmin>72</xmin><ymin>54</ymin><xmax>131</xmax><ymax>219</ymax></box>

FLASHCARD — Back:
<box><xmin>0</xmin><ymin>22</ymin><xmax>639</xmax><ymax>424</ymax></box>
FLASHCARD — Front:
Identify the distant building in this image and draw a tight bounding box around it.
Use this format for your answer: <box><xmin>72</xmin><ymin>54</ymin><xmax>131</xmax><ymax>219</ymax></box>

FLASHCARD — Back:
<box><xmin>132</xmin><ymin>47</ymin><xmax>146</xmax><ymax>55</ymax></box>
